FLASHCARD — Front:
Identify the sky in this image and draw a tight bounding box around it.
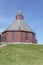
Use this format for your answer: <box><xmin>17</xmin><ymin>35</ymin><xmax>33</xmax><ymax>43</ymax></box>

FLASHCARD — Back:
<box><xmin>0</xmin><ymin>0</ymin><xmax>43</xmax><ymax>44</ymax></box>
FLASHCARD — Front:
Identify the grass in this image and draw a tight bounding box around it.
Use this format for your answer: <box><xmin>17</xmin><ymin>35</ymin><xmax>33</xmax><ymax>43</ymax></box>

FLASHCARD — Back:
<box><xmin>0</xmin><ymin>44</ymin><xmax>43</xmax><ymax>65</ymax></box>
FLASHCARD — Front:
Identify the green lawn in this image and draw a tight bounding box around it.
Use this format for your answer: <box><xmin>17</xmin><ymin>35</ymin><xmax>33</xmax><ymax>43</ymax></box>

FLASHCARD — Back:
<box><xmin>0</xmin><ymin>44</ymin><xmax>43</xmax><ymax>65</ymax></box>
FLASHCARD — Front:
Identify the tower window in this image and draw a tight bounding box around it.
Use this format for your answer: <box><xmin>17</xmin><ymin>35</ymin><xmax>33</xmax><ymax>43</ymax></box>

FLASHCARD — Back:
<box><xmin>25</xmin><ymin>36</ymin><xmax>28</xmax><ymax>40</ymax></box>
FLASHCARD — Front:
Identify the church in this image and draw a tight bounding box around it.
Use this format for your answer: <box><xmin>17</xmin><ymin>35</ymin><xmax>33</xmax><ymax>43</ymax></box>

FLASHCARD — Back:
<box><xmin>2</xmin><ymin>10</ymin><xmax>37</xmax><ymax>44</ymax></box>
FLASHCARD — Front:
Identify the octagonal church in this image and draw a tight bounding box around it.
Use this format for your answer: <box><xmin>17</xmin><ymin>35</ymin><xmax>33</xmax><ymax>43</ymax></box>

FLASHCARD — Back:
<box><xmin>2</xmin><ymin>10</ymin><xmax>37</xmax><ymax>44</ymax></box>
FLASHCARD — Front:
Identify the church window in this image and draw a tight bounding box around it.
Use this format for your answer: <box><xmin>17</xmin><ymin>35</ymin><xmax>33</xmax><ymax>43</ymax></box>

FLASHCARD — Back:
<box><xmin>25</xmin><ymin>36</ymin><xmax>28</xmax><ymax>40</ymax></box>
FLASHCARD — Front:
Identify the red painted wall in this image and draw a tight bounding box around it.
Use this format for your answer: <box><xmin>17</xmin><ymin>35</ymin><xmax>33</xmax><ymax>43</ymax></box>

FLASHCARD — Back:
<box><xmin>2</xmin><ymin>31</ymin><xmax>37</xmax><ymax>43</ymax></box>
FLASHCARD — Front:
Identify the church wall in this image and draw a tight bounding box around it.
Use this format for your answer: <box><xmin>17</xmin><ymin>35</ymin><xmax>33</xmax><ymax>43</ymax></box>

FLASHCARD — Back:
<box><xmin>29</xmin><ymin>32</ymin><xmax>37</xmax><ymax>43</ymax></box>
<box><xmin>2</xmin><ymin>31</ymin><xmax>21</xmax><ymax>42</ymax></box>
<box><xmin>21</xmin><ymin>32</ymin><xmax>37</xmax><ymax>43</ymax></box>
<box><xmin>21</xmin><ymin>32</ymin><xmax>29</xmax><ymax>42</ymax></box>
<box><xmin>2</xmin><ymin>31</ymin><xmax>37</xmax><ymax>43</ymax></box>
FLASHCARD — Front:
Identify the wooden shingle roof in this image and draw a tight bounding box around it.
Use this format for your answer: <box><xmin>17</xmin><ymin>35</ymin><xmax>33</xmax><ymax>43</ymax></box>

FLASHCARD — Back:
<box><xmin>6</xmin><ymin>10</ymin><xmax>33</xmax><ymax>32</ymax></box>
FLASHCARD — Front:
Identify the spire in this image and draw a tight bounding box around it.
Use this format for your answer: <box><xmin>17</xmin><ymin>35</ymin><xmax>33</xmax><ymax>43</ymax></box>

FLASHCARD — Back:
<box><xmin>16</xmin><ymin>10</ymin><xmax>24</xmax><ymax>20</ymax></box>
<box><xmin>17</xmin><ymin>10</ymin><xmax>22</xmax><ymax>16</ymax></box>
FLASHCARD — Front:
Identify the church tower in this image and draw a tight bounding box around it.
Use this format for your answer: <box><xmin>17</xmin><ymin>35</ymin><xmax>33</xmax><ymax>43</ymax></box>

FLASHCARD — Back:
<box><xmin>2</xmin><ymin>10</ymin><xmax>37</xmax><ymax>43</ymax></box>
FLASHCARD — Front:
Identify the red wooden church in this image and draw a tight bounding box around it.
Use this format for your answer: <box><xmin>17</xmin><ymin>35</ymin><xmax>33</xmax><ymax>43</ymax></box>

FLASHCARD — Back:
<box><xmin>2</xmin><ymin>10</ymin><xmax>37</xmax><ymax>43</ymax></box>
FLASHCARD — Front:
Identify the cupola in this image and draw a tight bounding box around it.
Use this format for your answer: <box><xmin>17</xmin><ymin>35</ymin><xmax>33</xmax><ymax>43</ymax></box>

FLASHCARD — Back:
<box><xmin>16</xmin><ymin>10</ymin><xmax>24</xmax><ymax>20</ymax></box>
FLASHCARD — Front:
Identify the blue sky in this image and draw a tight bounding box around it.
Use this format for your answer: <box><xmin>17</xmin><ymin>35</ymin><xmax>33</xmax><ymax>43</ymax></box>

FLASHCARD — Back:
<box><xmin>0</xmin><ymin>0</ymin><xmax>43</xmax><ymax>44</ymax></box>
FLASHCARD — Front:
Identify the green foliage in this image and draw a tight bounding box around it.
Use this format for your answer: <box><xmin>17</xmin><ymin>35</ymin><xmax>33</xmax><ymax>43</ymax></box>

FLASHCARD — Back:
<box><xmin>0</xmin><ymin>44</ymin><xmax>43</xmax><ymax>65</ymax></box>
